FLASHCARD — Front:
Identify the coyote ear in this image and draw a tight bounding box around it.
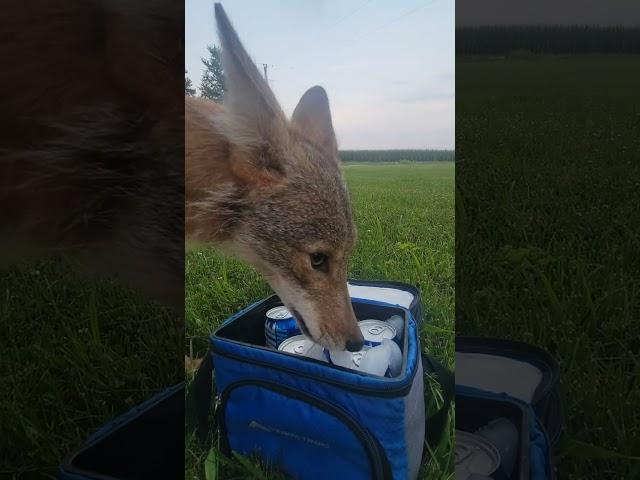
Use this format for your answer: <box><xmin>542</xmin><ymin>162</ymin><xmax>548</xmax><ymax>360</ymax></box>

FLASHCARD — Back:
<box><xmin>291</xmin><ymin>86</ymin><xmax>338</xmax><ymax>156</ymax></box>
<box><xmin>214</xmin><ymin>3</ymin><xmax>288</xmax><ymax>160</ymax></box>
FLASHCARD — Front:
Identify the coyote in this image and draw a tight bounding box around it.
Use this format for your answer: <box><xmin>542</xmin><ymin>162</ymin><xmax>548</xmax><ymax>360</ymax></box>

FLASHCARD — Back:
<box><xmin>186</xmin><ymin>4</ymin><xmax>364</xmax><ymax>351</ymax></box>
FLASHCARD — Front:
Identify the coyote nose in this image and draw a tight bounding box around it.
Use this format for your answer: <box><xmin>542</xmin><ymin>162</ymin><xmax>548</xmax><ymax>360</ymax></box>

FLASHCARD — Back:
<box><xmin>345</xmin><ymin>338</ymin><xmax>364</xmax><ymax>352</ymax></box>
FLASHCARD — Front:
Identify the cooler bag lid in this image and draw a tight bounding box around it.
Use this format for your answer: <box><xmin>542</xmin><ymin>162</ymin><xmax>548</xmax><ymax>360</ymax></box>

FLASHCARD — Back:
<box><xmin>347</xmin><ymin>280</ymin><xmax>422</xmax><ymax>324</ymax></box>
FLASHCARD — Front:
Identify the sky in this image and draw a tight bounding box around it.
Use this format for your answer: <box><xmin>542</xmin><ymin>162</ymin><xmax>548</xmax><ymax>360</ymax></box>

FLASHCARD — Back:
<box><xmin>186</xmin><ymin>0</ymin><xmax>454</xmax><ymax>150</ymax></box>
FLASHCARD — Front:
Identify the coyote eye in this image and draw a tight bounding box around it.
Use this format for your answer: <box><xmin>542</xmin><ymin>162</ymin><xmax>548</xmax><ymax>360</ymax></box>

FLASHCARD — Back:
<box><xmin>310</xmin><ymin>252</ymin><xmax>329</xmax><ymax>271</ymax></box>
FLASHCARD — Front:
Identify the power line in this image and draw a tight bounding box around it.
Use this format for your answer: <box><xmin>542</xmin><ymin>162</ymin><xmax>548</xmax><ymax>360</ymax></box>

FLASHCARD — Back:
<box><xmin>347</xmin><ymin>0</ymin><xmax>435</xmax><ymax>47</ymax></box>
<box><xmin>324</xmin><ymin>0</ymin><xmax>373</xmax><ymax>32</ymax></box>
<box><xmin>306</xmin><ymin>0</ymin><xmax>373</xmax><ymax>45</ymax></box>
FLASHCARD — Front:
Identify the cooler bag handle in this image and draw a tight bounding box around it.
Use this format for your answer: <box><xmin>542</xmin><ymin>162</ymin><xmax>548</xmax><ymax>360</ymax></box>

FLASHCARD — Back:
<box><xmin>422</xmin><ymin>354</ymin><xmax>454</xmax><ymax>451</ymax></box>
<box><xmin>186</xmin><ymin>350</ymin><xmax>216</xmax><ymax>445</ymax></box>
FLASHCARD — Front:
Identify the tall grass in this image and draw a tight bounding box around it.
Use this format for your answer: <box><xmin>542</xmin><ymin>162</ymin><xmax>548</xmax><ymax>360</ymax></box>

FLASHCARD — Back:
<box><xmin>457</xmin><ymin>55</ymin><xmax>640</xmax><ymax>478</ymax></box>
<box><xmin>0</xmin><ymin>257</ymin><xmax>182</xmax><ymax>475</ymax></box>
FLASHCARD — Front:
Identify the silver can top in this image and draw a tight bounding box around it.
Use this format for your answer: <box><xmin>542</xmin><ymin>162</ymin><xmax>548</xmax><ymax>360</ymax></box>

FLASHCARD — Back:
<box><xmin>358</xmin><ymin>319</ymin><xmax>396</xmax><ymax>343</ymax></box>
<box><xmin>455</xmin><ymin>430</ymin><xmax>501</xmax><ymax>479</ymax></box>
<box><xmin>266</xmin><ymin>305</ymin><xmax>293</xmax><ymax>320</ymax></box>
<box><xmin>278</xmin><ymin>335</ymin><xmax>307</xmax><ymax>355</ymax></box>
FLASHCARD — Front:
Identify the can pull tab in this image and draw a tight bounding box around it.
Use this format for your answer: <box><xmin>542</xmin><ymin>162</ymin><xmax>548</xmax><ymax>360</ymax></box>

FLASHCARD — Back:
<box><xmin>351</xmin><ymin>351</ymin><xmax>365</xmax><ymax>367</ymax></box>
<box><xmin>368</xmin><ymin>325</ymin><xmax>385</xmax><ymax>336</ymax></box>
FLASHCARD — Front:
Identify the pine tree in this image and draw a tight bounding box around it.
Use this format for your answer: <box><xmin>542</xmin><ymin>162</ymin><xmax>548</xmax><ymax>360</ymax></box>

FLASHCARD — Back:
<box><xmin>199</xmin><ymin>45</ymin><xmax>225</xmax><ymax>101</ymax></box>
<box><xmin>185</xmin><ymin>70</ymin><xmax>196</xmax><ymax>96</ymax></box>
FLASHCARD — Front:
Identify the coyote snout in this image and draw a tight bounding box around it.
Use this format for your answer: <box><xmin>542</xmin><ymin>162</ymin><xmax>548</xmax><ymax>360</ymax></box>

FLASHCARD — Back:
<box><xmin>186</xmin><ymin>4</ymin><xmax>362</xmax><ymax>351</ymax></box>
<box><xmin>255</xmin><ymin>233</ymin><xmax>365</xmax><ymax>351</ymax></box>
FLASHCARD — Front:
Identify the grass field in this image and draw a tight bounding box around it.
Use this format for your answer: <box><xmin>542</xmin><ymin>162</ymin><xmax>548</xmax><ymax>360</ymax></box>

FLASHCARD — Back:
<box><xmin>457</xmin><ymin>55</ymin><xmax>640</xmax><ymax>478</ymax></box>
<box><xmin>186</xmin><ymin>162</ymin><xmax>455</xmax><ymax>479</ymax></box>
<box><xmin>0</xmin><ymin>257</ymin><xmax>182</xmax><ymax>476</ymax></box>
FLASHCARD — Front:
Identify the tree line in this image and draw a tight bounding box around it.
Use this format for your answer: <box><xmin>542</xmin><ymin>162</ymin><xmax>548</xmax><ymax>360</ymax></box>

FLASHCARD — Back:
<box><xmin>339</xmin><ymin>150</ymin><xmax>454</xmax><ymax>163</ymax></box>
<box><xmin>457</xmin><ymin>25</ymin><xmax>640</xmax><ymax>55</ymax></box>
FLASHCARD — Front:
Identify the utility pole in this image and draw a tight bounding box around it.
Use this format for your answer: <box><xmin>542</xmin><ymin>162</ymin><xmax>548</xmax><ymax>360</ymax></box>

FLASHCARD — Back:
<box><xmin>263</xmin><ymin>63</ymin><xmax>268</xmax><ymax>83</ymax></box>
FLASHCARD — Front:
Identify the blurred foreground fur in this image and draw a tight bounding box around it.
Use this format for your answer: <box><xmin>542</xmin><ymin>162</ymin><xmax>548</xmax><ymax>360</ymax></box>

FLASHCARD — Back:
<box><xmin>0</xmin><ymin>0</ymin><xmax>185</xmax><ymax>314</ymax></box>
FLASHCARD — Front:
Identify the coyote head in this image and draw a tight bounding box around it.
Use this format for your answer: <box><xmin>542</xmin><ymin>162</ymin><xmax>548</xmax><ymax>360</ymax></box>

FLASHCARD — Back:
<box><xmin>191</xmin><ymin>4</ymin><xmax>363</xmax><ymax>351</ymax></box>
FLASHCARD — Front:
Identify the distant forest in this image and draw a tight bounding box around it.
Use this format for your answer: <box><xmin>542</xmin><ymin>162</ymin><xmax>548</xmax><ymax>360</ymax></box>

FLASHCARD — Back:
<box><xmin>457</xmin><ymin>25</ymin><xmax>640</xmax><ymax>55</ymax></box>
<box><xmin>339</xmin><ymin>150</ymin><xmax>454</xmax><ymax>163</ymax></box>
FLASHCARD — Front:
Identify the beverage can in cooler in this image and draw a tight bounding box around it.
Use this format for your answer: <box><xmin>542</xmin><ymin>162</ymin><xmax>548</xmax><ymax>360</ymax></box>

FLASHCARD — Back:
<box><xmin>278</xmin><ymin>335</ymin><xmax>308</xmax><ymax>355</ymax></box>
<box><xmin>264</xmin><ymin>306</ymin><xmax>301</xmax><ymax>349</ymax></box>
<box><xmin>358</xmin><ymin>319</ymin><xmax>396</xmax><ymax>346</ymax></box>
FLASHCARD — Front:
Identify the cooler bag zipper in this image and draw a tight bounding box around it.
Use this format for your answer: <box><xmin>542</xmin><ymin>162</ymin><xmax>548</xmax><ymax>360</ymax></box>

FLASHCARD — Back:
<box><xmin>216</xmin><ymin>379</ymin><xmax>391</xmax><ymax>480</ymax></box>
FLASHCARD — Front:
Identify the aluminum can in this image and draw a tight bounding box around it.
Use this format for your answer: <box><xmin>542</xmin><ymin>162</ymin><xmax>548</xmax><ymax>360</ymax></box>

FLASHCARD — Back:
<box><xmin>455</xmin><ymin>430</ymin><xmax>501</xmax><ymax>480</ymax></box>
<box><xmin>358</xmin><ymin>319</ymin><xmax>396</xmax><ymax>347</ymax></box>
<box><xmin>324</xmin><ymin>346</ymin><xmax>371</xmax><ymax>370</ymax></box>
<box><xmin>278</xmin><ymin>335</ymin><xmax>308</xmax><ymax>355</ymax></box>
<box><xmin>265</xmin><ymin>306</ymin><xmax>301</xmax><ymax>348</ymax></box>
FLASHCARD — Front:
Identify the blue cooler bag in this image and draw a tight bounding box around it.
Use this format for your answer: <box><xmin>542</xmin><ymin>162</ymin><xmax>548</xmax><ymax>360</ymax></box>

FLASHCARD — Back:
<box><xmin>455</xmin><ymin>337</ymin><xmax>564</xmax><ymax>480</ymax></box>
<box><xmin>187</xmin><ymin>280</ymin><xmax>453</xmax><ymax>480</ymax></box>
